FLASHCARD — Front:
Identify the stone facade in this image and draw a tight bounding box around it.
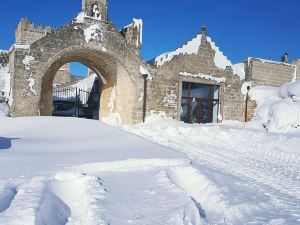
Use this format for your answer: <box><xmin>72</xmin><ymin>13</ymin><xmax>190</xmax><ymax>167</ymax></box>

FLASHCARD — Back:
<box><xmin>3</xmin><ymin>0</ymin><xmax>299</xmax><ymax>124</ymax></box>
<box><xmin>146</xmin><ymin>29</ymin><xmax>245</xmax><ymax>122</ymax></box>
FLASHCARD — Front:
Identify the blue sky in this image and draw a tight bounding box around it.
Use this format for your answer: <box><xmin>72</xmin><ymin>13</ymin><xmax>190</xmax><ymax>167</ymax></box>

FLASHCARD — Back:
<box><xmin>1</xmin><ymin>0</ymin><xmax>299</xmax><ymax>75</ymax></box>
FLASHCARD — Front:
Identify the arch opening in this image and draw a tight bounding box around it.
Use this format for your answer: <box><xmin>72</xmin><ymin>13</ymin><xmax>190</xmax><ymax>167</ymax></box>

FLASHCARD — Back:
<box><xmin>39</xmin><ymin>49</ymin><xmax>138</xmax><ymax>124</ymax></box>
<box><xmin>52</xmin><ymin>62</ymin><xmax>102</xmax><ymax>119</ymax></box>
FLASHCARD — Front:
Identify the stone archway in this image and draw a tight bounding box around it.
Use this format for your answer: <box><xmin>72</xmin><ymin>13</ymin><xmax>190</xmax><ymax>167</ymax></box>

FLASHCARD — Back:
<box><xmin>9</xmin><ymin>18</ymin><xmax>147</xmax><ymax>124</ymax></box>
<box><xmin>40</xmin><ymin>46</ymin><xmax>137</xmax><ymax>123</ymax></box>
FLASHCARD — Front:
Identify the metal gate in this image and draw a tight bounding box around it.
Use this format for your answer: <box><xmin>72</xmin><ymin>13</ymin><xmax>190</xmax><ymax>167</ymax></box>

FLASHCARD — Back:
<box><xmin>53</xmin><ymin>85</ymin><xmax>100</xmax><ymax>119</ymax></box>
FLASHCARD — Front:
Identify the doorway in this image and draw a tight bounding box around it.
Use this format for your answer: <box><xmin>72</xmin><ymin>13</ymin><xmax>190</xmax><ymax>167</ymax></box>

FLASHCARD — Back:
<box><xmin>180</xmin><ymin>82</ymin><xmax>220</xmax><ymax>124</ymax></box>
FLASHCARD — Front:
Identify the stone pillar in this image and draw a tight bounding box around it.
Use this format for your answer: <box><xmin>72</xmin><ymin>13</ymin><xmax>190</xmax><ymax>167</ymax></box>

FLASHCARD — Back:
<box><xmin>10</xmin><ymin>49</ymin><xmax>41</xmax><ymax>117</ymax></box>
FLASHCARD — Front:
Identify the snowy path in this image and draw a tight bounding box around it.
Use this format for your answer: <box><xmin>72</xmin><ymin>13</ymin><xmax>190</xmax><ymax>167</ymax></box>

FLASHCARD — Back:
<box><xmin>125</xmin><ymin>121</ymin><xmax>300</xmax><ymax>224</ymax></box>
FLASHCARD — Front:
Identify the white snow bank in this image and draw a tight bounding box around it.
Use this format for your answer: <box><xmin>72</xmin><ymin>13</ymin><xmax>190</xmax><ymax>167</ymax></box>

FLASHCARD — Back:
<box><xmin>279</xmin><ymin>81</ymin><xmax>300</xmax><ymax>99</ymax></box>
<box><xmin>0</xmin><ymin>117</ymin><xmax>183</xmax><ymax>179</ymax></box>
<box><xmin>74</xmin><ymin>158</ymin><xmax>189</xmax><ymax>173</ymax></box>
<box><xmin>250</xmin><ymin>81</ymin><xmax>300</xmax><ymax>132</ymax></box>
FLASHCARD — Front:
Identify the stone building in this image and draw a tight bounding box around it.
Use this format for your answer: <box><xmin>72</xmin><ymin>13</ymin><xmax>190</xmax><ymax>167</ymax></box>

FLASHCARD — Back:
<box><xmin>146</xmin><ymin>27</ymin><xmax>245</xmax><ymax>123</ymax></box>
<box><xmin>2</xmin><ymin>0</ymin><xmax>299</xmax><ymax>124</ymax></box>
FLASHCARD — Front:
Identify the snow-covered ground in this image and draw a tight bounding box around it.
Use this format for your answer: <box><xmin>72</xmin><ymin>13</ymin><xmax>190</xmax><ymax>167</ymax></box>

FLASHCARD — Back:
<box><xmin>121</xmin><ymin>117</ymin><xmax>300</xmax><ymax>225</ymax></box>
<box><xmin>1</xmin><ymin>116</ymin><xmax>299</xmax><ymax>224</ymax></box>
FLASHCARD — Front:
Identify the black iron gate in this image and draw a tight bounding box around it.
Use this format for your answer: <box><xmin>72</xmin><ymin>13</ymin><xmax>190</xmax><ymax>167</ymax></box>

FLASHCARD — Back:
<box><xmin>53</xmin><ymin>84</ymin><xmax>100</xmax><ymax>119</ymax></box>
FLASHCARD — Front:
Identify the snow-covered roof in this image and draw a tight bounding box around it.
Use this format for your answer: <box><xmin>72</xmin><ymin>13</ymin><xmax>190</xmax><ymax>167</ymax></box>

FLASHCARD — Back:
<box><xmin>153</xmin><ymin>32</ymin><xmax>247</xmax><ymax>80</ymax></box>
<box><xmin>154</xmin><ymin>34</ymin><xmax>202</xmax><ymax>67</ymax></box>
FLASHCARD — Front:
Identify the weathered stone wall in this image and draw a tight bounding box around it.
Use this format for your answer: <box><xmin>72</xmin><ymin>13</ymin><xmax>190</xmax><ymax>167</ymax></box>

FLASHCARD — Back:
<box><xmin>120</xmin><ymin>19</ymin><xmax>143</xmax><ymax>53</ymax></box>
<box><xmin>10</xmin><ymin>18</ymin><xmax>147</xmax><ymax>124</ymax></box>
<box><xmin>147</xmin><ymin>32</ymin><xmax>245</xmax><ymax>122</ymax></box>
<box><xmin>15</xmin><ymin>17</ymin><xmax>51</xmax><ymax>45</ymax></box>
<box><xmin>246</xmin><ymin>99</ymin><xmax>256</xmax><ymax>122</ymax></box>
<box><xmin>246</xmin><ymin>58</ymin><xmax>295</xmax><ymax>86</ymax></box>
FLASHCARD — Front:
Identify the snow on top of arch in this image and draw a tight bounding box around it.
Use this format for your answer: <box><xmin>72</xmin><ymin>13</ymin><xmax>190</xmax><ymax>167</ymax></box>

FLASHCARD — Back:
<box><xmin>154</xmin><ymin>34</ymin><xmax>202</xmax><ymax>67</ymax></box>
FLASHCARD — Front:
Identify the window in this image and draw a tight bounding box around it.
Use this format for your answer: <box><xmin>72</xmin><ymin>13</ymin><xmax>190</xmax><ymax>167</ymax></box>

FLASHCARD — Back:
<box><xmin>180</xmin><ymin>82</ymin><xmax>220</xmax><ymax>124</ymax></box>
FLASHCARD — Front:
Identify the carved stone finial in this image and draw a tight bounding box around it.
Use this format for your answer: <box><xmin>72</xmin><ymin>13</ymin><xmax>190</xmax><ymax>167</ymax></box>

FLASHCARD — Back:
<box><xmin>201</xmin><ymin>25</ymin><xmax>207</xmax><ymax>35</ymax></box>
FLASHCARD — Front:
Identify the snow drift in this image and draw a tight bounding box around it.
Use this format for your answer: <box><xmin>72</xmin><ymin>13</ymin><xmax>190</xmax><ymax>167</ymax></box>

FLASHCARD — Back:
<box><xmin>249</xmin><ymin>81</ymin><xmax>300</xmax><ymax>132</ymax></box>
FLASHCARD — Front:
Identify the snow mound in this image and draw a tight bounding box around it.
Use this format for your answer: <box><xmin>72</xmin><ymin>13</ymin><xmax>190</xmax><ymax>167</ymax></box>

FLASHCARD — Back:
<box><xmin>250</xmin><ymin>81</ymin><xmax>300</xmax><ymax>132</ymax></box>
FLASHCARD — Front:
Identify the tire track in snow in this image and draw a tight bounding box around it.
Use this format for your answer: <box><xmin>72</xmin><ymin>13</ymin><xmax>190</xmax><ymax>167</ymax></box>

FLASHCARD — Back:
<box><xmin>126</xmin><ymin>124</ymin><xmax>300</xmax><ymax>224</ymax></box>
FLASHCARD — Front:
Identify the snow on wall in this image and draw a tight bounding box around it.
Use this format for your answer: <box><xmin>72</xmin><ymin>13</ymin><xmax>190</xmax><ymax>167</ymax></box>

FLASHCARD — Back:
<box><xmin>22</xmin><ymin>55</ymin><xmax>37</xmax><ymax>96</ymax></box>
<box><xmin>139</xmin><ymin>65</ymin><xmax>152</xmax><ymax>80</ymax></box>
<box><xmin>133</xmin><ymin>18</ymin><xmax>143</xmax><ymax>45</ymax></box>
<box><xmin>74</xmin><ymin>12</ymin><xmax>102</xmax><ymax>24</ymax></box>
<box><xmin>155</xmin><ymin>34</ymin><xmax>202</xmax><ymax>67</ymax></box>
<box><xmin>27</xmin><ymin>74</ymin><xmax>37</xmax><ymax>96</ymax></box>
<box><xmin>232</xmin><ymin>63</ymin><xmax>246</xmax><ymax>80</ymax></box>
<box><xmin>84</xmin><ymin>24</ymin><xmax>103</xmax><ymax>43</ymax></box>
<box><xmin>179</xmin><ymin>72</ymin><xmax>226</xmax><ymax>83</ymax></box>
<box><xmin>206</xmin><ymin>37</ymin><xmax>232</xmax><ymax>70</ymax></box>
<box><xmin>8</xmin><ymin>44</ymin><xmax>30</xmax><ymax>52</ymax></box>
<box><xmin>22</xmin><ymin>55</ymin><xmax>35</xmax><ymax>71</ymax></box>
